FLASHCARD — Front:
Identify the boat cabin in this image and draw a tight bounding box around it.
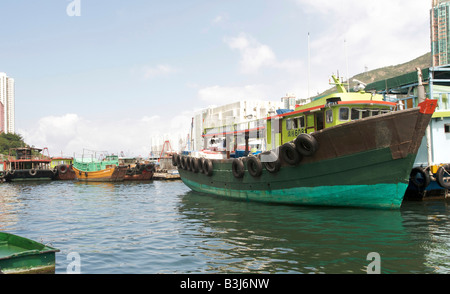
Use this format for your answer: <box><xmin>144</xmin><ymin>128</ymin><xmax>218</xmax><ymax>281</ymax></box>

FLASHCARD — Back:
<box><xmin>266</xmin><ymin>75</ymin><xmax>396</xmax><ymax>149</ymax></box>
<box><xmin>6</xmin><ymin>147</ymin><xmax>52</xmax><ymax>171</ymax></box>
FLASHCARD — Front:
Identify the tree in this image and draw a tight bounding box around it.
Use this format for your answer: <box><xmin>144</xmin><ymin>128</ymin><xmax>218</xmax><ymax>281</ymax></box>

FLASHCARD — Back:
<box><xmin>0</xmin><ymin>133</ymin><xmax>28</xmax><ymax>155</ymax></box>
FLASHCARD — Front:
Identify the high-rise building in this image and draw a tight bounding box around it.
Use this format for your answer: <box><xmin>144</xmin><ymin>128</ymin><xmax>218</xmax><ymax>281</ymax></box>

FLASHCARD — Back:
<box><xmin>0</xmin><ymin>72</ymin><xmax>15</xmax><ymax>134</ymax></box>
<box><xmin>431</xmin><ymin>0</ymin><xmax>450</xmax><ymax>66</ymax></box>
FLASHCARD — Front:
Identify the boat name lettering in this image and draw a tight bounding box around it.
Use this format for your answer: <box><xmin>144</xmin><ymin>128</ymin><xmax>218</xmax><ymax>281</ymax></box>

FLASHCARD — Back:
<box><xmin>287</xmin><ymin>128</ymin><xmax>306</xmax><ymax>137</ymax></box>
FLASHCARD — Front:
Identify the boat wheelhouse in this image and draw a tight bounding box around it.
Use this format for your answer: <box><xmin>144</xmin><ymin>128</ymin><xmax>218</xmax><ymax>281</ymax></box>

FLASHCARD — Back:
<box><xmin>267</xmin><ymin>75</ymin><xmax>396</xmax><ymax>150</ymax></box>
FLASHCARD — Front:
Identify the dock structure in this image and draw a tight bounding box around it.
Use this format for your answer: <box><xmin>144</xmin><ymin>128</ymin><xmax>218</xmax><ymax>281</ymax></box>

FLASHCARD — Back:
<box><xmin>365</xmin><ymin>65</ymin><xmax>450</xmax><ymax>200</ymax></box>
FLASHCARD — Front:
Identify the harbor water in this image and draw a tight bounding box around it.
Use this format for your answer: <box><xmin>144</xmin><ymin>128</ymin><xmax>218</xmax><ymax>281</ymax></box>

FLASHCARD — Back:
<box><xmin>0</xmin><ymin>180</ymin><xmax>449</xmax><ymax>274</ymax></box>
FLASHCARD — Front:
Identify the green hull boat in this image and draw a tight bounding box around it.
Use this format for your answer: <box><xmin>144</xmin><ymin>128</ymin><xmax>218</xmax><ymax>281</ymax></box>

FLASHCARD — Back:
<box><xmin>0</xmin><ymin>232</ymin><xmax>59</xmax><ymax>274</ymax></box>
<box><xmin>177</xmin><ymin>97</ymin><xmax>438</xmax><ymax>209</ymax></box>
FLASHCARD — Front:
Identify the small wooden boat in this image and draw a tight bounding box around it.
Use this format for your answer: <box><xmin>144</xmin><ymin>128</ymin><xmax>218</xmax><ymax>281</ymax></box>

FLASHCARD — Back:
<box><xmin>72</xmin><ymin>152</ymin><xmax>127</xmax><ymax>182</ymax></box>
<box><xmin>51</xmin><ymin>157</ymin><xmax>76</xmax><ymax>180</ymax></box>
<box><xmin>0</xmin><ymin>232</ymin><xmax>59</xmax><ymax>274</ymax></box>
<box><xmin>124</xmin><ymin>163</ymin><xmax>155</xmax><ymax>181</ymax></box>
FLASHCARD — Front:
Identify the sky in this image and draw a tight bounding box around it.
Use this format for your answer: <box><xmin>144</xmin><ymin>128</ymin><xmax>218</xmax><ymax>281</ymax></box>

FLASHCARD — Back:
<box><xmin>0</xmin><ymin>0</ymin><xmax>431</xmax><ymax>157</ymax></box>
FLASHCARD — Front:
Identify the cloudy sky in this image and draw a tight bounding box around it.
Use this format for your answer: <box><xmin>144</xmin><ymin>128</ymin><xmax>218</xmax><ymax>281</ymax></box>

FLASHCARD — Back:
<box><xmin>0</xmin><ymin>0</ymin><xmax>430</xmax><ymax>157</ymax></box>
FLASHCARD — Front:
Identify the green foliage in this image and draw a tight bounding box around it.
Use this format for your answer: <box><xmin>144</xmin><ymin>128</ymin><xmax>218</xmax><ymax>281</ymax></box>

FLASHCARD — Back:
<box><xmin>0</xmin><ymin>133</ymin><xmax>28</xmax><ymax>155</ymax></box>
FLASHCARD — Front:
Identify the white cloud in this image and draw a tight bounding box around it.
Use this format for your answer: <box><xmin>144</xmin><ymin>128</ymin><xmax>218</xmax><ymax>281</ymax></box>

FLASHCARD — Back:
<box><xmin>224</xmin><ymin>33</ymin><xmax>303</xmax><ymax>74</ymax></box>
<box><xmin>295</xmin><ymin>0</ymin><xmax>430</xmax><ymax>93</ymax></box>
<box><xmin>197</xmin><ymin>84</ymin><xmax>270</xmax><ymax>104</ymax></box>
<box><xmin>18</xmin><ymin>113</ymin><xmax>193</xmax><ymax>157</ymax></box>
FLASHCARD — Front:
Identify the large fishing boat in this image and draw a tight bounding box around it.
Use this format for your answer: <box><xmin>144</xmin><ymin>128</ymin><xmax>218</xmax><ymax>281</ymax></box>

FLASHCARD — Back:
<box><xmin>2</xmin><ymin>147</ymin><xmax>56</xmax><ymax>182</ymax></box>
<box><xmin>72</xmin><ymin>151</ymin><xmax>127</xmax><ymax>182</ymax></box>
<box><xmin>176</xmin><ymin>76</ymin><xmax>438</xmax><ymax>209</ymax></box>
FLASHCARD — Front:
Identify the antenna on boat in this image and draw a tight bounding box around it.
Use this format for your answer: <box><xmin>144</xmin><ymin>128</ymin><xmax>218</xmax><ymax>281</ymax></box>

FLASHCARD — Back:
<box><xmin>307</xmin><ymin>32</ymin><xmax>311</xmax><ymax>98</ymax></box>
<box><xmin>344</xmin><ymin>38</ymin><xmax>350</xmax><ymax>92</ymax></box>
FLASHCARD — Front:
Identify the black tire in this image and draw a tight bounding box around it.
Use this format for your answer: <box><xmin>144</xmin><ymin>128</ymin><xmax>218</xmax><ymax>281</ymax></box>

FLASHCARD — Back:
<box><xmin>191</xmin><ymin>157</ymin><xmax>199</xmax><ymax>173</ymax></box>
<box><xmin>437</xmin><ymin>164</ymin><xmax>450</xmax><ymax>189</ymax></box>
<box><xmin>280</xmin><ymin>142</ymin><xmax>302</xmax><ymax>165</ymax></box>
<box><xmin>203</xmin><ymin>159</ymin><xmax>213</xmax><ymax>176</ymax></box>
<box><xmin>180</xmin><ymin>156</ymin><xmax>187</xmax><ymax>170</ymax></box>
<box><xmin>198</xmin><ymin>158</ymin><xmax>205</xmax><ymax>174</ymax></box>
<box><xmin>232</xmin><ymin>159</ymin><xmax>245</xmax><ymax>178</ymax></box>
<box><xmin>172</xmin><ymin>154</ymin><xmax>178</xmax><ymax>166</ymax></box>
<box><xmin>145</xmin><ymin>164</ymin><xmax>155</xmax><ymax>172</ymax></box>
<box><xmin>260</xmin><ymin>151</ymin><xmax>281</xmax><ymax>173</ymax></box>
<box><xmin>247</xmin><ymin>156</ymin><xmax>263</xmax><ymax>177</ymax></box>
<box><xmin>409</xmin><ymin>167</ymin><xmax>430</xmax><ymax>189</ymax></box>
<box><xmin>294</xmin><ymin>133</ymin><xmax>319</xmax><ymax>156</ymax></box>
<box><xmin>58</xmin><ymin>164</ymin><xmax>68</xmax><ymax>174</ymax></box>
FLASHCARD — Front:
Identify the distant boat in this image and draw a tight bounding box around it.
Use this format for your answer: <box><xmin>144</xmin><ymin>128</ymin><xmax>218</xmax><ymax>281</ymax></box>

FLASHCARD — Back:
<box><xmin>51</xmin><ymin>156</ymin><xmax>76</xmax><ymax>180</ymax></box>
<box><xmin>177</xmin><ymin>76</ymin><xmax>438</xmax><ymax>209</ymax></box>
<box><xmin>72</xmin><ymin>152</ymin><xmax>127</xmax><ymax>182</ymax></box>
<box><xmin>2</xmin><ymin>147</ymin><xmax>56</xmax><ymax>182</ymax></box>
<box><xmin>0</xmin><ymin>232</ymin><xmax>59</xmax><ymax>274</ymax></box>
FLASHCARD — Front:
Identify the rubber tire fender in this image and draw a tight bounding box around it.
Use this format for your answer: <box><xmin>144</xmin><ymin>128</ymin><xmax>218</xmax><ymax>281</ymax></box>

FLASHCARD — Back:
<box><xmin>436</xmin><ymin>164</ymin><xmax>450</xmax><ymax>189</ymax></box>
<box><xmin>280</xmin><ymin>142</ymin><xmax>302</xmax><ymax>165</ymax></box>
<box><xmin>232</xmin><ymin>158</ymin><xmax>245</xmax><ymax>178</ymax></box>
<box><xmin>294</xmin><ymin>133</ymin><xmax>319</xmax><ymax>156</ymax></box>
<box><xmin>247</xmin><ymin>156</ymin><xmax>263</xmax><ymax>177</ymax></box>
<box><xmin>409</xmin><ymin>167</ymin><xmax>430</xmax><ymax>189</ymax></box>
<box><xmin>260</xmin><ymin>150</ymin><xmax>281</xmax><ymax>173</ymax></box>
<box><xmin>203</xmin><ymin>159</ymin><xmax>213</xmax><ymax>176</ymax></box>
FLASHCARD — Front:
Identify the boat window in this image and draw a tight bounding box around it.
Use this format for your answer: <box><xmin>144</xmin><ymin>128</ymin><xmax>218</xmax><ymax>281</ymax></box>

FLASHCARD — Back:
<box><xmin>299</xmin><ymin>116</ymin><xmax>305</xmax><ymax>128</ymax></box>
<box><xmin>351</xmin><ymin>108</ymin><xmax>360</xmax><ymax>120</ymax></box>
<box><xmin>445</xmin><ymin>124</ymin><xmax>450</xmax><ymax>133</ymax></box>
<box><xmin>325</xmin><ymin>109</ymin><xmax>333</xmax><ymax>123</ymax></box>
<box><xmin>293</xmin><ymin>118</ymin><xmax>299</xmax><ymax>129</ymax></box>
<box><xmin>286</xmin><ymin>119</ymin><xmax>293</xmax><ymax>130</ymax></box>
<box><xmin>361</xmin><ymin>109</ymin><xmax>370</xmax><ymax>118</ymax></box>
<box><xmin>339</xmin><ymin>108</ymin><xmax>349</xmax><ymax>121</ymax></box>
<box><xmin>371</xmin><ymin>109</ymin><xmax>380</xmax><ymax>116</ymax></box>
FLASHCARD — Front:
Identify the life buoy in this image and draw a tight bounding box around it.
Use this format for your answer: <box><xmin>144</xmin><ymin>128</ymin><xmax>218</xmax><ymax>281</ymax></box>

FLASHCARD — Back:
<box><xmin>9</xmin><ymin>169</ymin><xmax>15</xmax><ymax>175</ymax></box>
<box><xmin>260</xmin><ymin>150</ymin><xmax>281</xmax><ymax>173</ymax></box>
<box><xmin>172</xmin><ymin>154</ymin><xmax>178</xmax><ymax>166</ymax></box>
<box><xmin>280</xmin><ymin>142</ymin><xmax>302</xmax><ymax>165</ymax></box>
<box><xmin>247</xmin><ymin>156</ymin><xmax>263</xmax><ymax>177</ymax></box>
<box><xmin>203</xmin><ymin>159</ymin><xmax>213</xmax><ymax>176</ymax></box>
<box><xmin>232</xmin><ymin>158</ymin><xmax>245</xmax><ymax>178</ymax></box>
<box><xmin>409</xmin><ymin>167</ymin><xmax>430</xmax><ymax>189</ymax></box>
<box><xmin>436</xmin><ymin>164</ymin><xmax>450</xmax><ymax>189</ymax></box>
<box><xmin>58</xmin><ymin>164</ymin><xmax>68</xmax><ymax>174</ymax></box>
<box><xmin>294</xmin><ymin>133</ymin><xmax>319</xmax><ymax>156</ymax></box>
<box><xmin>29</xmin><ymin>169</ymin><xmax>37</xmax><ymax>176</ymax></box>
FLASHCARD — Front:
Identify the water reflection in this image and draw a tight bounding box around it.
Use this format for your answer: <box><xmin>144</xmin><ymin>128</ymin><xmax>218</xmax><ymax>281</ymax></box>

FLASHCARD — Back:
<box><xmin>178</xmin><ymin>191</ymin><xmax>441</xmax><ymax>273</ymax></box>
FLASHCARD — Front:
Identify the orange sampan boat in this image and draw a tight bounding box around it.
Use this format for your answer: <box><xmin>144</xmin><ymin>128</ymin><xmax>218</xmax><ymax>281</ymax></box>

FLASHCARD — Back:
<box><xmin>72</xmin><ymin>152</ymin><xmax>127</xmax><ymax>182</ymax></box>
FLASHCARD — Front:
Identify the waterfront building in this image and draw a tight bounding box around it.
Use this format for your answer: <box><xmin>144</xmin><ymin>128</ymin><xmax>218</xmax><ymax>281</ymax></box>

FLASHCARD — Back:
<box><xmin>0</xmin><ymin>72</ymin><xmax>15</xmax><ymax>134</ymax></box>
<box><xmin>431</xmin><ymin>0</ymin><xmax>450</xmax><ymax>66</ymax></box>
<box><xmin>191</xmin><ymin>99</ymin><xmax>284</xmax><ymax>152</ymax></box>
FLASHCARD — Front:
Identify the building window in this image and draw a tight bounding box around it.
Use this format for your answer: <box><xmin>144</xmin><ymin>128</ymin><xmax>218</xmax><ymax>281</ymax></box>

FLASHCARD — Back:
<box><xmin>445</xmin><ymin>124</ymin><xmax>450</xmax><ymax>133</ymax></box>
